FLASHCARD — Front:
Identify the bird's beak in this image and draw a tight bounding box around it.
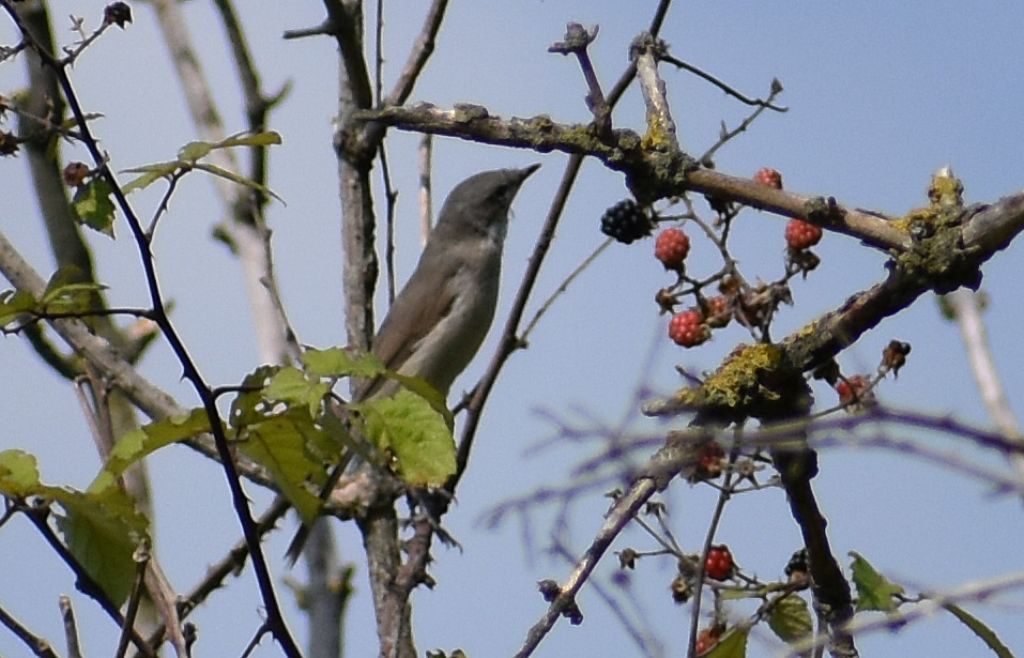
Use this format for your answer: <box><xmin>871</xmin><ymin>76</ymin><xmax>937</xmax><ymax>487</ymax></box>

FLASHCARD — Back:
<box><xmin>517</xmin><ymin>163</ymin><xmax>542</xmax><ymax>183</ymax></box>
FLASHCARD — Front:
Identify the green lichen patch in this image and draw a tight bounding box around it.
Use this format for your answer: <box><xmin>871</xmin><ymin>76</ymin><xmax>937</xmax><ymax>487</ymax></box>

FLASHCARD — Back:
<box><xmin>674</xmin><ymin>343</ymin><xmax>787</xmax><ymax>415</ymax></box>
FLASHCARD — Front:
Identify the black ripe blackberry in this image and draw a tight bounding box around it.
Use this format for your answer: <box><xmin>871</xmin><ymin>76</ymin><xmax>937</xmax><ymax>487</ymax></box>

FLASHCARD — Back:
<box><xmin>785</xmin><ymin>548</ymin><xmax>809</xmax><ymax>578</ymax></box>
<box><xmin>600</xmin><ymin>199</ymin><xmax>652</xmax><ymax>244</ymax></box>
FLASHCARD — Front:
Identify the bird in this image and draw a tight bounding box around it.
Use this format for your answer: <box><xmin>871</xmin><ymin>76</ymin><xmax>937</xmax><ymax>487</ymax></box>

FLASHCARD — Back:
<box><xmin>285</xmin><ymin>163</ymin><xmax>540</xmax><ymax>563</ymax></box>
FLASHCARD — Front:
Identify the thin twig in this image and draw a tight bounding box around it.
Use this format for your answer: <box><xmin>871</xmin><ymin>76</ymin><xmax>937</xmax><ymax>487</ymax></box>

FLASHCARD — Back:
<box><xmin>944</xmin><ymin>290</ymin><xmax>1024</xmax><ymax>483</ymax></box>
<box><xmin>700</xmin><ymin>80</ymin><xmax>784</xmax><ymax>164</ymax></box>
<box><xmin>0</xmin><ymin>601</ymin><xmax>59</xmax><ymax>658</ymax></box>
<box><xmin>520</xmin><ymin>238</ymin><xmax>612</xmax><ymax>342</ymax></box>
<box><xmin>661</xmin><ymin>53</ymin><xmax>787</xmax><ymax>112</ymax></box>
<box><xmin>59</xmin><ymin>597</ymin><xmax>82</xmax><ymax>658</ymax></box>
<box><xmin>688</xmin><ymin>453</ymin><xmax>737</xmax><ymax>658</ymax></box>
<box><xmin>19</xmin><ymin>504</ymin><xmax>156</xmax><ymax>657</ymax></box>
<box><xmin>780</xmin><ymin>570</ymin><xmax>1024</xmax><ymax>658</ymax></box>
<box><xmin>141</xmin><ymin>498</ymin><xmax>290</xmax><ymax>652</ymax></box>
<box><xmin>514</xmin><ymin>479</ymin><xmax>659</xmax><ymax>658</ymax></box>
<box><xmin>418</xmin><ymin>133</ymin><xmax>433</xmax><ymax>245</ymax></box>
<box><xmin>551</xmin><ymin>540</ymin><xmax>664</xmax><ymax>658</ymax></box>
<box><xmin>114</xmin><ymin>546</ymin><xmax>150</xmax><ymax>658</ymax></box>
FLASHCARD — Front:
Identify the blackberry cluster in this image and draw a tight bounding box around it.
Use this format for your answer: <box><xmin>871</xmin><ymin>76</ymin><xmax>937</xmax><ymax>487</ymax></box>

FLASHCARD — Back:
<box><xmin>600</xmin><ymin>199</ymin><xmax>652</xmax><ymax>244</ymax></box>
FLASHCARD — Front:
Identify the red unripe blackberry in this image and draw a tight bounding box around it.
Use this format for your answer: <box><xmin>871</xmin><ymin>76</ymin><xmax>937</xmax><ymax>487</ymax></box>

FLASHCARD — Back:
<box><xmin>704</xmin><ymin>545</ymin><xmax>734</xmax><ymax>581</ymax></box>
<box><xmin>654</xmin><ymin>228</ymin><xmax>690</xmax><ymax>269</ymax></box>
<box><xmin>668</xmin><ymin>309</ymin><xmax>709</xmax><ymax>348</ymax></box>
<box><xmin>785</xmin><ymin>218</ymin><xmax>823</xmax><ymax>250</ymax></box>
<box><xmin>695</xmin><ymin>627</ymin><xmax>719</xmax><ymax>655</ymax></box>
<box><xmin>695</xmin><ymin>441</ymin><xmax>725</xmax><ymax>479</ymax></box>
<box><xmin>836</xmin><ymin>375</ymin><xmax>872</xmax><ymax>407</ymax></box>
<box><xmin>754</xmin><ymin>167</ymin><xmax>783</xmax><ymax>190</ymax></box>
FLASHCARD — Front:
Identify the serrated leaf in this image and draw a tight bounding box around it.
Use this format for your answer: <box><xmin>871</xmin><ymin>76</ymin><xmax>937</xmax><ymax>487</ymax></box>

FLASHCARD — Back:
<box><xmin>0</xmin><ymin>449</ymin><xmax>42</xmax><ymax>497</ymax></box>
<box><xmin>943</xmin><ymin>603</ymin><xmax>1016</xmax><ymax>658</ymax></box>
<box><xmin>356</xmin><ymin>389</ymin><xmax>456</xmax><ymax>487</ymax></box>
<box><xmin>178</xmin><ymin>140</ymin><xmax>213</xmax><ymax>162</ymax></box>
<box><xmin>51</xmin><ymin>486</ymin><xmax>147</xmax><ymax>606</ymax></box>
<box><xmin>215</xmin><ymin>130</ymin><xmax>283</xmax><ymax>149</ymax></box>
<box><xmin>850</xmin><ymin>551</ymin><xmax>904</xmax><ymax>612</ymax></box>
<box><xmin>703</xmin><ymin>626</ymin><xmax>749</xmax><ymax>658</ymax></box>
<box><xmin>237</xmin><ymin>408</ymin><xmax>338</xmax><ymax>523</ymax></box>
<box><xmin>121</xmin><ymin>160</ymin><xmax>183</xmax><ymax>193</ymax></box>
<box><xmin>301</xmin><ymin>347</ymin><xmax>386</xmax><ymax>379</ymax></box>
<box><xmin>264</xmin><ymin>367</ymin><xmax>330</xmax><ymax>419</ymax></box>
<box><xmin>72</xmin><ymin>178</ymin><xmax>116</xmax><ymax>237</ymax></box>
<box><xmin>89</xmin><ymin>409</ymin><xmax>211</xmax><ymax>494</ymax></box>
<box><xmin>769</xmin><ymin>594</ymin><xmax>813</xmax><ymax>644</ymax></box>
<box><xmin>194</xmin><ymin>162</ymin><xmax>283</xmax><ymax>203</ymax></box>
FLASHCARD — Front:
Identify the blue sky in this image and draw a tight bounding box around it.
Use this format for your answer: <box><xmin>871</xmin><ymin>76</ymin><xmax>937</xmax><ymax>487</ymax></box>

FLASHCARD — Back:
<box><xmin>2</xmin><ymin>2</ymin><xmax>1023</xmax><ymax>657</ymax></box>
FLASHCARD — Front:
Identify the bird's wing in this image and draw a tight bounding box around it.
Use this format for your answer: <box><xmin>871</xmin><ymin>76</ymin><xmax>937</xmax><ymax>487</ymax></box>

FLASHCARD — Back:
<box><xmin>371</xmin><ymin>252</ymin><xmax>460</xmax><ymax>377</ymax></box>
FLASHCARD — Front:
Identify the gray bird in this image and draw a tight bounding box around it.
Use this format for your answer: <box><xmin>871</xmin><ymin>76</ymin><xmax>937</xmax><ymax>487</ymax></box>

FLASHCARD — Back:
<box><xmin>285</xmin><ymin>163</ymin><xmax>540</xmax><ymax>563</ymax></box>
<box><xmin>367</xmin><ymin>163</ymin><xmax>540</xmax><ymax>397</ymax></box>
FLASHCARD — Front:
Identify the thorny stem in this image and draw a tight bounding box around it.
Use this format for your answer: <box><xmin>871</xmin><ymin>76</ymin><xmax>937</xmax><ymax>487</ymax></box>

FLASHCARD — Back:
<box><xmin>0</xmin><ymin>5</ymin><xmax>301</xmax><ymax>655</ymax></box>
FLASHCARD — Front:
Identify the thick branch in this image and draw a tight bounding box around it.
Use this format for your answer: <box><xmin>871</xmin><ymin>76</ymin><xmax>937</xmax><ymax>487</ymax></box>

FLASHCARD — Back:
<box><xmin>355</xmin><ymin>104</ymin><xmax>911</xmax><ymax>252</ymax></box>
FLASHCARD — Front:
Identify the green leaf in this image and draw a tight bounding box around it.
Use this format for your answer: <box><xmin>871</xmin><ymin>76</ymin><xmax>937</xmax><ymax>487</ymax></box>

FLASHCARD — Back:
<box><xmin>72</xmin><ymin>178</ymin><xmax>116</xmax><ymax>237</ymax></box>
<box><xmin>237</xmin><ymin>408</ymin><xmax>340</xmax><ymax>523</ymax></box>
<box><xmin>943</xmin><ymin>603</ymin><xmax>1016</xmax><ymax>658</ymax></box>
<box><xmin>215</xmin><ymin>130</ymin><xmax>283</xmax><ymax>149</ymax></box>
<box><xmin>387</xmin><ymin>373</ymin><xmax>453</xmax><ymax>428</ymax></box>
<box><xmin>703</xmin><ymin>626</ymin><xmax>749</xmax><ymax>658</ymax></box>
<box><xmin>850</xmin><ymin>551</ymin><xmax>904</xmax><ymax>612</ymax></box>
<box><xmin>52</xmin><ymin>486</ymin><xmax>147</xmax><ymax>606</ymax></box>
<box><xmin>193</xmin><ymin>162</ymin><xmax>283</xmax><ymax>203</ymax></box>
<box><xmin>0</xmin><ymin>290</ymin><xmax>38</xmax><ymax>327</ymax></box>
<box><xmin>39</xmin><ymin>265</ymin><xmax>105</xmax><ymax>314</ymax></box>
<box><xmin>177</xmin><ymin>140</ymin><xmax>213</xmax><ymax>162</ymax></box>
<box><xmin>89</xmin><ymin>410</ymin><xmax>211</xmax><ymax>494</ymax></box>
<box><xmin>0</xmin><ymin>449</ymin><xmax>42</xmax><ymax>497</ymax></box>
<box><xmin>720</xmin><ymin>584</ymin><xmax>774</xmax><ymax>601</ymax></box>
<box><xmin>356</xmin><ymin>389</ymin><xmax>456</xmax><ymax>487</ymax></box>
<box><xmin>229</xmin><ymin>366</ymin><xmax>280</xmax><ymax>429</ymax></box>
<box><xmin>121</xmin><ymin>160</ymin><xmax>183</xmax><ymax>193</ymax></box>
<box><xmin>40</xmin><ymin>264</ymin><xmax>85</xmax><ymax>300</ymax></box>
<box><xmin>301</xmin><ymin>347</ymin><xmax>386</xmax><ymax>380</ymax></box>
<box><xmin>264</xmin><ymin>367</ymin><xmax>330</xmax><ymax>419</ymax></box>
<box><xmin>768</xmin><ymin>593</ymin><xmax>813</xmax><ymax>644</ymax></box>
<box><xmin>1</xmin><ymin>452</ymin><xmax>147</xmax><ymax>606</ymax></box>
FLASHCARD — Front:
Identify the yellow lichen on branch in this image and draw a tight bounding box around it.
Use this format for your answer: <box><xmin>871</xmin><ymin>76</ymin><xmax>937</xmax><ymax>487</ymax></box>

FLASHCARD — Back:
<box><xmin>675</xmin><ymin>343</ymin><xmax>784</xmax><ymax>413</ymax></box>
